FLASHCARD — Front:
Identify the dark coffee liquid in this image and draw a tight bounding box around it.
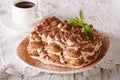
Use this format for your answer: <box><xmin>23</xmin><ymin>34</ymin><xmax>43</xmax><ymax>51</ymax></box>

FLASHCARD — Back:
<box><xmin>15</xmin><ymin>2</ymin><xmax>35</xmax><ymax>8</ymax></box>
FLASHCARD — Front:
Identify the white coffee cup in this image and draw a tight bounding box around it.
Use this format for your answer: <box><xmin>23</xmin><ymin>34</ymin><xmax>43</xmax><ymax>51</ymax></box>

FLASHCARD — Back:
<box><xmin>12</xmin><ymin>0</ymin><xmax>42</xmax><ymax>27</ymax></box>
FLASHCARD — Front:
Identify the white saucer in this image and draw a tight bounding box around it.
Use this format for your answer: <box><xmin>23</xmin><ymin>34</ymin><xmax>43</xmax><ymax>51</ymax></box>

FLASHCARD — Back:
<box><xmin>0</xmin><ymin>12</ymin><xmax>39</xmax><ymax>33</ymax></box>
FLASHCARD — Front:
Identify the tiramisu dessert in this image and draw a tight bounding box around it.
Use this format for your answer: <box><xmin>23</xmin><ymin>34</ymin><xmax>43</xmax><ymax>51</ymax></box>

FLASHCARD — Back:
<box><xmin>27</xmin><ymin>11</ymin><xmax>103</xmax><ymax>68</ymax></box>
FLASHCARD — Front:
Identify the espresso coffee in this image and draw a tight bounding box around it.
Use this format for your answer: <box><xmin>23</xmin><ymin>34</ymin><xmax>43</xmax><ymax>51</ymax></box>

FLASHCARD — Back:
<box><xmin>15</xmin><ymin>2</ymin><xmax>35</xmax><ymax>8</ymax></box>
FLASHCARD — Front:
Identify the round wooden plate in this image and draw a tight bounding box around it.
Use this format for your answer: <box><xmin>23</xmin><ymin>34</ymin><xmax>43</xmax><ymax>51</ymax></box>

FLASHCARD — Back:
<box><xmin>17</xmin><ymin>33</ymin><xmax>109</xmax><ymax>74</ymax></box>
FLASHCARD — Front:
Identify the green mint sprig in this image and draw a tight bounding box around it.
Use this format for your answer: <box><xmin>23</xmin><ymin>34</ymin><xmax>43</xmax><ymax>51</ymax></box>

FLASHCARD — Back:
<box><xmin>67</xmin><ymin>10</ymin><xmax>94</xmax><ymax>41</ymax></box>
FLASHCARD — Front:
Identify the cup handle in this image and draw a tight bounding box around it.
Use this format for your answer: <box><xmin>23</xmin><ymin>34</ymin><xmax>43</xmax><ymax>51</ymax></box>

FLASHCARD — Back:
<box><xmin>36</xmin><ymin>11</ymin><xmax>43</xmax><ymax>21</ymax></box>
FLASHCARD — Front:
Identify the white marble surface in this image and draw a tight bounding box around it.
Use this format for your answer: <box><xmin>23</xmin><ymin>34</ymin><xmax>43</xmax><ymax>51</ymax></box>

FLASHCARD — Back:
<box><xmin>0</xmin><ymin>0</ymin><xmax>120</xmax><ymax>80</ymax></box>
